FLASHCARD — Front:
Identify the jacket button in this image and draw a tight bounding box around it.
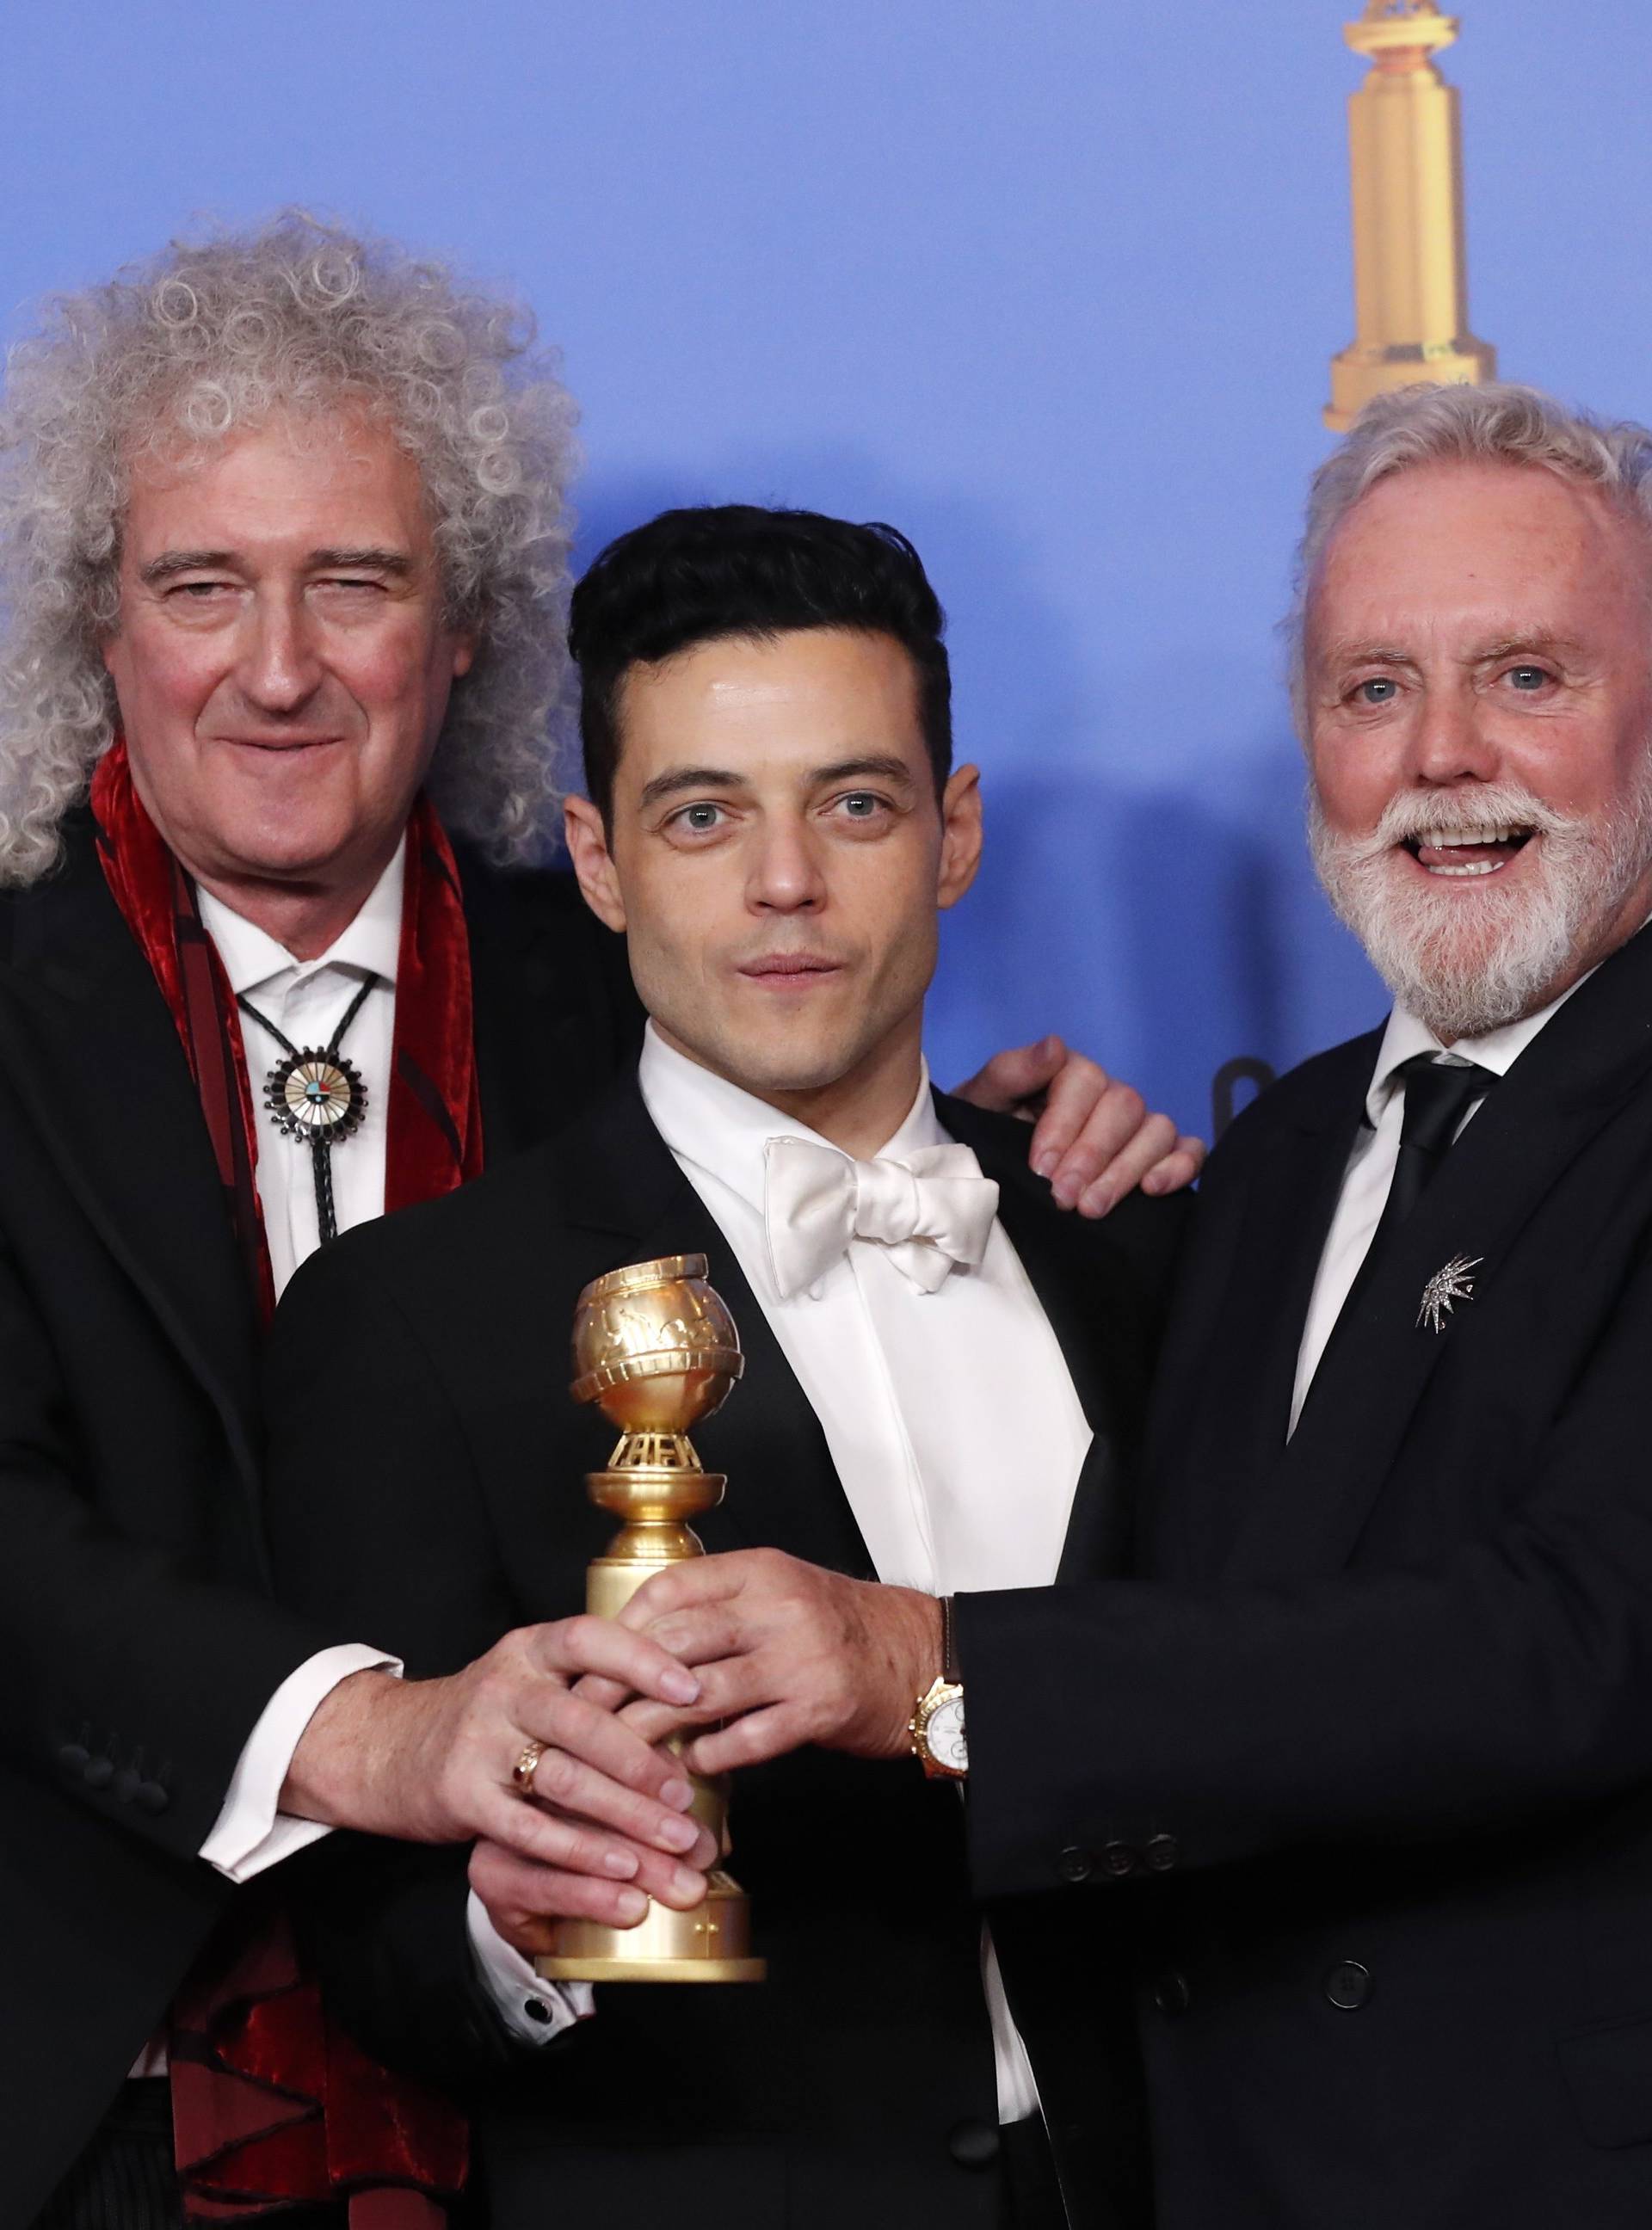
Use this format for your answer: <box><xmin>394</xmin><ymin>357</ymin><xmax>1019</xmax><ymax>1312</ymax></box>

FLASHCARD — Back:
<box><xmin>1143</xmin><ymin>1833</ymin><xmax>1179</xmax><ymax>1872</ymax></box>
<box><xmin>1324</xmin><ymin>1960</ymin><xmax>1373</xmax><ymax>2011</ymax></box>
<box><xmin>83</xmin><ymin>1757</ymin><xmax>114</xmax><ymax>1790</ymax></box>
<box><xmin>1152</xmin><ymin>1970</ymin><xmax>1191</xmax><ymax>2017</ymax></box>
<box><xmin>59</xmin><ymin>1744</ymin><xmax>89</xmax><ymax>1776</ymax></box>
<box><xmin>1057</xmin><ymin>1845</ymin><xmax>1094</xmax><ymax>1883</ymax></box>
<box><xmin>1101</xmin><ymin>1840</ymin><xmax>1140</xmax><ymax>1878</ymax></box>
<box><xmin>137</xmin><ymin>1782</ymin><xmax>170</xmax><ymax>1814</ymax></box>
<box><xmin>948</xmin><ymin>2118</ymin><xmax>1001</xmax><ymax>2169</ymax></box>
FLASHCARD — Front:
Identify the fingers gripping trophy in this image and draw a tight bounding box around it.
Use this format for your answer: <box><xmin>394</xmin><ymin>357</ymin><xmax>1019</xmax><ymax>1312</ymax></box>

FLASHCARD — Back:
<box><xmin>535</xmin><ymin>1255</ymin><xmax>767</xmax><ymax>1984</ymax></box>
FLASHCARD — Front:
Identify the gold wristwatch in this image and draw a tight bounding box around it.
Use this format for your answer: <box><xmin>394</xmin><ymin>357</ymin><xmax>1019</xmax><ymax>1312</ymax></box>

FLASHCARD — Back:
<box><xmin>909</xmin><ymin>1595</ymin><xmax>968</xmax><ymax>1779</ymax></box>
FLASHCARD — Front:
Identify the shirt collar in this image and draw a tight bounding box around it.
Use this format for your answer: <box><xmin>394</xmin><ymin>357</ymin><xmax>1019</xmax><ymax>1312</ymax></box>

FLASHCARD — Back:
<box><xmin>196</xmin><ymin>837</ymin><xmax>406</xmax><ymax>999</ymax></box>
<box><xmin>638</xmin><ymin>1021</ymin><xmax>944</xmax><ymax>1213</ymax></box>
<box><xmin>1365</xmin><ymin>964</ymin><xmax>1593</xmax><ymax>1127</ymax></box>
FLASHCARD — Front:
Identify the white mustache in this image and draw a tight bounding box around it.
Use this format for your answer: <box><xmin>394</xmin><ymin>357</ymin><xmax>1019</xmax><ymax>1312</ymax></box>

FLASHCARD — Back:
<box><xmin>1340</xmin><ymin>785</ymin><xmax>1579</xmax><ymax>862</ymax></box>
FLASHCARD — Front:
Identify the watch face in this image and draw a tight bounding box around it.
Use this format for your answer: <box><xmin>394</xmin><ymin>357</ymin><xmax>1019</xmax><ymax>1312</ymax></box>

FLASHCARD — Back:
<box><xmin>927</xmin><ymin>1693</ymin><xmax>968</xmax><ymax>1772</ymax></box>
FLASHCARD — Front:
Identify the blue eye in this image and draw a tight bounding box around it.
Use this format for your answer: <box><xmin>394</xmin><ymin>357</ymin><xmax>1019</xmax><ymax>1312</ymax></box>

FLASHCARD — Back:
<box><xmin>841</xmin><ymin>792</ymin><xmax>880</xmax><ymax>817</ymax></box>
<box><xmin>1507</xmin><ymin>666</ymin><xmax>1549</xmax><ymax>691</ymax></box>
<box><xmin>677</xmin><ymin>803</ymin><xmax>724</xmax><ymax>832</ymax></box>
<box><xmin>1357</xmin><ymin>678</ymin><xmax>1397</xmax><ymax>705</ymax></box>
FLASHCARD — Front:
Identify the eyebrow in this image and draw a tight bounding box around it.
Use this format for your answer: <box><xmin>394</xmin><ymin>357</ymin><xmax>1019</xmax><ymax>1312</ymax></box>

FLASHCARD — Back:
<box><xmin>637</xmin><ymin>753</ymin><xmax>921</xmax><ymax>810</ymax></box>
<box><xmin>137</xmin><ymin>545</ymin><xmax>415</xmax><ymax>586</ymax></box>
<box><xmin>1317</xmin><ymin>630</ymin><xmax>1587</xmax><ymax>671</ymax></box>
<box><xmin>1315</xmin><ymin>640</ymin><xmax>1417</xmax><ymax>673</ymax></box>
<box><xmin>809</xmin><ymin>754</ymin><xmax>919</xmax><ymax>790</ymax></box>
<box><xmin>138</xmin><ymin>550</ymin><xmax>237</xmax><ymax>585</ymax></box>
<box><xmin>309</xmin><ymin>546</ymin><xmax>415</xmax><ymax>576</ymax></box>
<box><xmin>1474</xmin><ymin>631</ymin><xmax>1587</xmax><ymax>664</ymax></box>
<box><xmin>638</xmin><ymin>765</ymin><xmax>750</xmax><ymax>807</ymax></box>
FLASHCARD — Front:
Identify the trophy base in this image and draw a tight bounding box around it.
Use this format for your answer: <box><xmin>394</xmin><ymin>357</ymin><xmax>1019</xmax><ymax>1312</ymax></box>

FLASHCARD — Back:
<box><xmin>534</xmin><ymin>1952</ymin><xmax>768</xmax><ymax>1984</ymax></box>
<box><xmin>1323</xmin><ymin>336</ymin><xmax>1496</xmax><ymax>430</ymax></box>
<box><xmin>534</xmin><ymin>1873</ymin><xmax>766</xmax><ymax>1986</ymax></box>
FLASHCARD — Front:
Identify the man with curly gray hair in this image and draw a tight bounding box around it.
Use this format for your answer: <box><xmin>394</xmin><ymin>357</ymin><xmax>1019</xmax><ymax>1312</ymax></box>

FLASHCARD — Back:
<box><xmin>0</xmin><ymin>212</ymin><xmax>576</xmax><ymax>885</ymax></box>
<box><xmin>0</xmin><ymin>213</ymin><xmax>1196</xmax><ymax>2227</ymax></box>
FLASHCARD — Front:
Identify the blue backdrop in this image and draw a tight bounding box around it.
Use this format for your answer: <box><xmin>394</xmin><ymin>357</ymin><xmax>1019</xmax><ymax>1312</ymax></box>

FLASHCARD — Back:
<box><xmin>3</xmin><ymin>0</ymin><xmax>1649</xmax><ymax>1136</ymax></box>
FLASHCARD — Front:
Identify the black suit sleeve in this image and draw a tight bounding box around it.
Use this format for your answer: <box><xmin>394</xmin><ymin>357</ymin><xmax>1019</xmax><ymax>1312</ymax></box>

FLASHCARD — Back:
<box><xmin>264</xmin><ymin>1233</ymin><xmax>532</xmax><ymax>2087</ymax></box>
<box><xmin>960</xmin><ymin>1229</ymin><xmax>1652</xmax><ymax>1900</ymax></box>
<box><xmin>0</xmin><ymin>1225</ymin><xmax>330</xmax><ymax>1860</ymax></box>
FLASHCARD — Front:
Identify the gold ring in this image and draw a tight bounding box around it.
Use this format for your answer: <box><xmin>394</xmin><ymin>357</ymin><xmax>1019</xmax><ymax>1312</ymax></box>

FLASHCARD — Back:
<box><xmin>512</xmin><ymin>1740</ymin><xmax>544</xmax><ymax>1796</ymax></box>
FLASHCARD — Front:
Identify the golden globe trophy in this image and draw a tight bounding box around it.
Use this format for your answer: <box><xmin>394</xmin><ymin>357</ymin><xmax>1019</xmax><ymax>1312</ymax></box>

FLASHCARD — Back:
<box><xmin>1325</xmin><ymin>0</ymin><xmax>1496</xmax><ymax>431</ymax></box>
<box><xmin>534</xmin><ymin>1254</ymin><xmax>767</xmax><ymax>1984</ymax></box>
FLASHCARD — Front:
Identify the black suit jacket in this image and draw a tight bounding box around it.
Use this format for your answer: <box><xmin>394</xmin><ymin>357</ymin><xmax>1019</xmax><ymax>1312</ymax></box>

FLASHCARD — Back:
<box><xmin>0</xmin><ymin>813</ymin><xmax>638</xmax><ymax>2226</ymax></box>
<box><xmin>959</xmin><ymin>919</ymin><xmax>1652</xmax><ymax>2228</ymax></box>
<box><xmin>262</xmin><ymin>1074</ymin><xmax>1185</xmax><ymax>2230</ymax></box>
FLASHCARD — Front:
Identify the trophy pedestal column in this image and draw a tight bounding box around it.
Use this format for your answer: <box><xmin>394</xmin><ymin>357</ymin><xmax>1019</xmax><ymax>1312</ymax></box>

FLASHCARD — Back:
<box><xmin>1324</xmin><ymin>7</ymin><xmax>1496</xmax><ymax>430</ymax></box>
<box><xmin>534</xmin><ymin>1426</ymin><xmax>766</xmax><ymax>1984</ymax></box>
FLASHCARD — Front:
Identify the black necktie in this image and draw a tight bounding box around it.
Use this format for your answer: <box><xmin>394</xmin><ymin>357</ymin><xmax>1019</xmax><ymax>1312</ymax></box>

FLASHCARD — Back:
<box><xmin>1298</xmin><ymin>1053</ymin><xmax>1498</xmax><ymax>1424</ymax></box>
<box><xmin>1373</xmin><ymin>1053</ymin><xmax>1498</xmax><ymax>1242</ymax></box>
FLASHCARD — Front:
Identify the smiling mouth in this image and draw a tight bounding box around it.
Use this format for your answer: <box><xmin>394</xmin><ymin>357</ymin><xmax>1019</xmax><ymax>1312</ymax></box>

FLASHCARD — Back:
<box><xmin>219</xmin><ymin>735</ymin><xmax>343</xmax><ymax>754</ymax></box>
<box><xmin>1401</xmin><ymin>826</ymin><xmax>1538</xmax><ymax>878</ymax></box>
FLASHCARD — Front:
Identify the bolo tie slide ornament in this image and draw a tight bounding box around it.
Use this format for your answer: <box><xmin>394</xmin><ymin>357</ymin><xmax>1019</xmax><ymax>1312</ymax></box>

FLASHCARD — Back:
<box><xmin>1417</xmin><ymin>1254</ymin><xmax>1482</xmax><ymax>1334</ymax></box>
<box><xmin>261</xmin><ymin>1050</ymin><xmax>368</xmax><ymax>1143</ymax></box>
<box><xmin>238</xmin><ymin>971</ymin><xmax>376</xmax><ymax>1250</ymax></box>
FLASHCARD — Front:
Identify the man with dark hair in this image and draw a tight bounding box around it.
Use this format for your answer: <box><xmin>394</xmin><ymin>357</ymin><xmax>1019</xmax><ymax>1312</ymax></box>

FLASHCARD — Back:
<box><xmin>265</xmin><ymin>502</ymin><xmax>1183</xmax><ymax>2230</ymax></box>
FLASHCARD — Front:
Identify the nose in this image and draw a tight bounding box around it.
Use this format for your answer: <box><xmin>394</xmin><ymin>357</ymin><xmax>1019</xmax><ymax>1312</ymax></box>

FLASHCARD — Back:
<box><xmin>237</xmin><ymin>588</ymin><xmax>324</xmax><ymax>714</ymax></box>
<box><xmin>746</xmin><ymin>813</ymin><xmax>826</xmax><ymax>915</ymax></box>
<box><xmin>1409</xmin><ymin>676</ymin><xmax>1500</xmax><ymax>790</ymax></box>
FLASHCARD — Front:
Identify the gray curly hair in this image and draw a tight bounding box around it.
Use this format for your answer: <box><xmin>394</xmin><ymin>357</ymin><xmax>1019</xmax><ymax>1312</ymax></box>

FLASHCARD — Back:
<box><xmin>0</xmin><ymin>210</ymin><xmax>580</xmax><ymax>884</ymax></box>
<box><xmin>1287</xmin><ymin>381</ymin><xmax>1652</xmax><ymax>735</ymax></box>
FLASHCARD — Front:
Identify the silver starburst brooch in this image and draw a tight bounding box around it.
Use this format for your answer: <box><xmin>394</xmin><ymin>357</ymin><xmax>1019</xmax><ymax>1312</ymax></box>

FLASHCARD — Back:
<box><xmin>1417</xmin><ymin>1254</ymin><xmax>1482</xmax><ymax>1334</ymax></box>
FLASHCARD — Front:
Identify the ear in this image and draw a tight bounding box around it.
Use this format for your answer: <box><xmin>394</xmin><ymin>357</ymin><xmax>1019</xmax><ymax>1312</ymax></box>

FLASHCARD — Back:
<box><xmin>564</xmin><ymin>794</ymin><xmax>627</xmax><ymax>932</ymax></box>
<box><xmin>936</xmin><ymin>764</ymin><xmax>983</xmax><ymax>911</ymax></box>
<box><xmin>449</xmin><ymin>631</ymin><xmax>478</xmax><ymax>681</ymax></box>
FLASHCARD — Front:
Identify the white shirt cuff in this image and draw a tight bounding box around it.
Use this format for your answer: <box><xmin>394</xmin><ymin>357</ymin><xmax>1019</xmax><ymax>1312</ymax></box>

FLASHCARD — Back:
<box><xmin>198</xmin><ymin>1642</ymin><xmax>403</xmax><ymax>1882</ymax></box>
<box><xmin>466</xmin><ymin>1889</ymin><xmax>594</xmax><ymax>2046</ymax></box>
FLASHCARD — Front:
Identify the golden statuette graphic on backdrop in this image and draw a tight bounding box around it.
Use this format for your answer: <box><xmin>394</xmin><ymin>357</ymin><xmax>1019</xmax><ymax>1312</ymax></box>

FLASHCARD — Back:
<box><xmin>535</xmin><ymin>1254</ymin><xmax>766</xmax><ymax>1984</ymax></box>
<box><xmin>1325</xmin><ymin>0</ymin><xmax>1496</xmax><ymax>431</ymax></box>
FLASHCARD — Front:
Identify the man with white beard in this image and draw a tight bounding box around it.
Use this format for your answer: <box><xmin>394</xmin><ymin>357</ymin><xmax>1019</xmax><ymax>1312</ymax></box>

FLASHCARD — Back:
<box><xmin>579</xmin><ymin>383</ymin><xmax>1652</xmax><ymax>2227</ymax></box>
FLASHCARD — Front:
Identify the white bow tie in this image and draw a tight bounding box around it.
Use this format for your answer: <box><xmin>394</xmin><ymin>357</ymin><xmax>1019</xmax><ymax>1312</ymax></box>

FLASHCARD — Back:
<box><xmin>762</xmin><ymin>1135</ymin><xmax>1000</xmax><ymax>1299</ymax></box>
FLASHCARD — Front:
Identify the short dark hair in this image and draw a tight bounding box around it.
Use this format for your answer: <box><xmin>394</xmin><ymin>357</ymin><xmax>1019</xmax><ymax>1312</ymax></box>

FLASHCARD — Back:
<box><xmin>569</xmin><ymin>504</ymin><xmax>952</xmax><ymax>823</ymax></box>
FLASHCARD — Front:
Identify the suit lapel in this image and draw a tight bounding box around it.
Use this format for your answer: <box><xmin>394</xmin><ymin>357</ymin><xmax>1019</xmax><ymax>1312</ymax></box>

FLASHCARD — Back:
<box><xmin>551</xmin><ymin>1075</ymin><xmax>874</xmax><ymax>1578</ymax></box>
<box><xmin>464</xmin><ymin>855</ymin><xmax>577</xmax><ymax>1166</ymax></box>
<box><xmin>0</xmin><ymin>829</ymin><xmax>261</xmax><ymax>1485</ymax></box>
<box><xmin>1227</xmin><ymin>926</ymin><xmax>1652</xmax><ymax>1585</ymax></box>
<box><xmin>462</xmin><ymin>852</ymin><xmax>644</xmax><ymax>1166</ymax></box>
<box><xmin>1118</xmin><ymin>1038</ymin><xmax>1373</xmax><ymax>1586</ymax></box>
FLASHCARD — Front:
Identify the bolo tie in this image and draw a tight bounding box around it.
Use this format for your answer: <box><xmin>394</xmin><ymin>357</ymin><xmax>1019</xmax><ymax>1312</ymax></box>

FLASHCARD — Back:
<box><xmin>237</xmin><ymin>976</ymin><xmax>377</xmax><ymax>1247</ymax></box>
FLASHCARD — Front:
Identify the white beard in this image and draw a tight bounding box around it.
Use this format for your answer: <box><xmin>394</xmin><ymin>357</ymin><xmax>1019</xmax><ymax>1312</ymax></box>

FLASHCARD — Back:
<box><xmin>1309</xmin><ymin>775</ymin><xmax>1652</xmax><ymax>1043</ymax></box>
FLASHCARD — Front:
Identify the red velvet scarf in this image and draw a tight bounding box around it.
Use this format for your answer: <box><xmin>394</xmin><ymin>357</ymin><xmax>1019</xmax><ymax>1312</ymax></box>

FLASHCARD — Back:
<box><xmin>90</xmin><ymin>740</ymin><xmax>477</xmax><ymax>2222</ymax></box>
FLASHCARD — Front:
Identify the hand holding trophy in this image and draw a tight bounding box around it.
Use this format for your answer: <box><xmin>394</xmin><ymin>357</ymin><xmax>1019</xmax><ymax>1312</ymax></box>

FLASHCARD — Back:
<box><xmin>533</xmin><ymin>1254</ymin><xmax>766</xmax><ymax>1984</ymax></box>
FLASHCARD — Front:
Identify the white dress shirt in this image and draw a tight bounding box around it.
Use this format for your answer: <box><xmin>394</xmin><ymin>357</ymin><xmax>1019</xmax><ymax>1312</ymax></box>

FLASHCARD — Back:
<box><xmin>1290</xmin><ymin>974</ymin><xmax>1593</xmax><ymax>1434</ymax></box>
<box><xmin>135</xmin><ymin>842</ymin><xmax>539</xmax><ymax>2068</ymax></box>
<box><xmin>199</xmin><ymin>847</ymin><xmax>403</xmax><ymax>1302</ymax></box>
<box><xmin>626</xmin><ymin>1024</ymin><xmax>1093</xmax><ymax>2121</ymax></box>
